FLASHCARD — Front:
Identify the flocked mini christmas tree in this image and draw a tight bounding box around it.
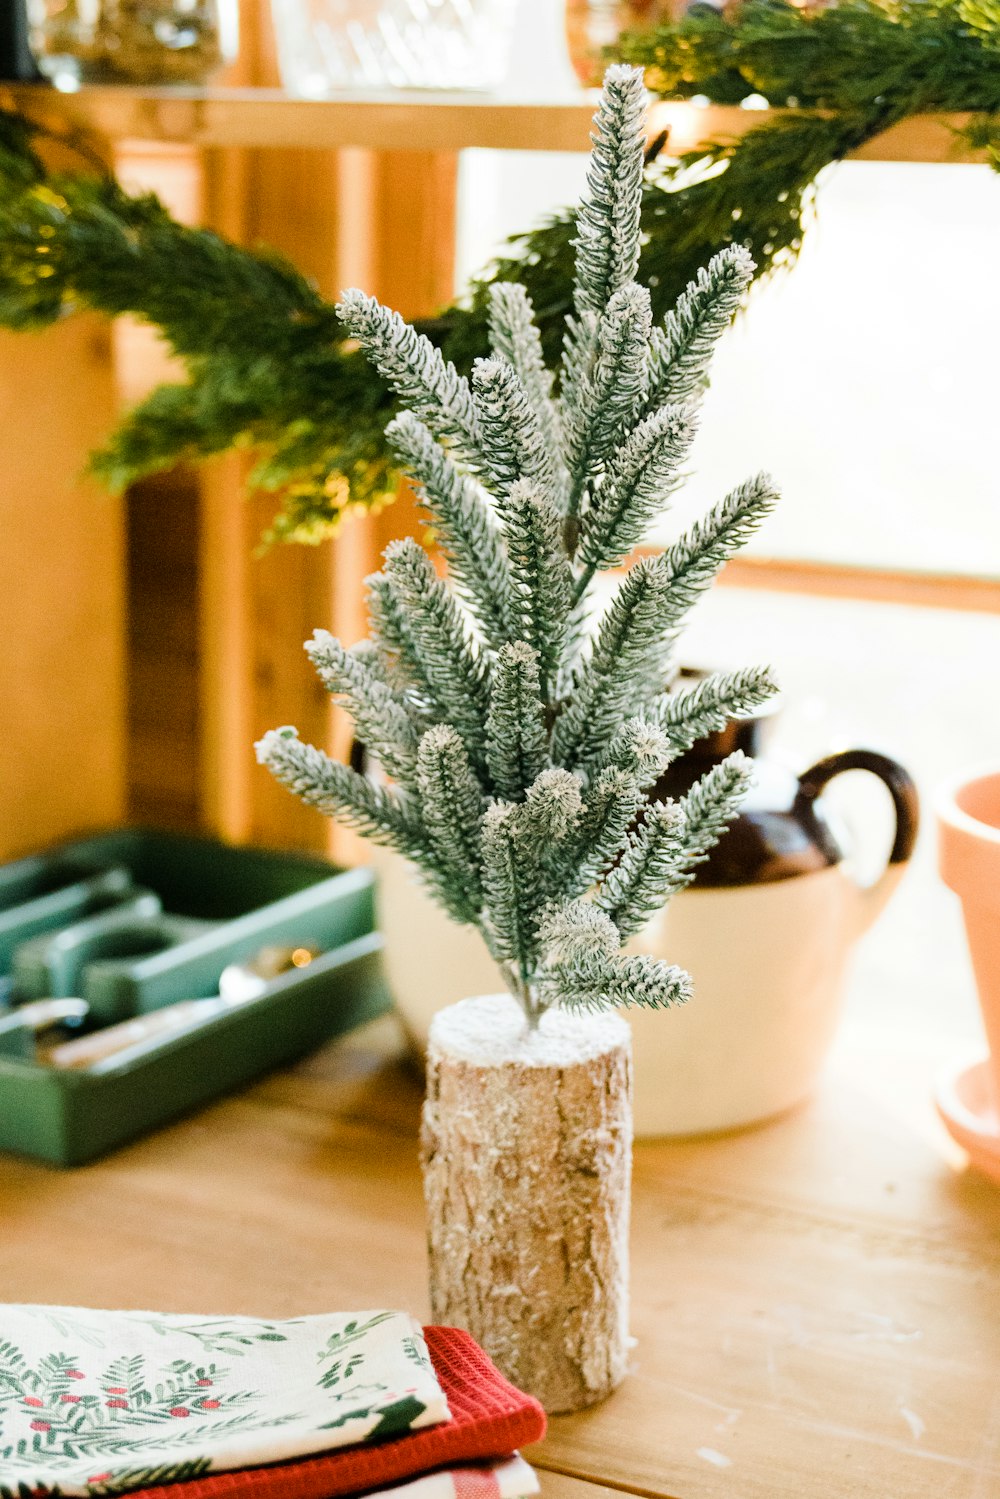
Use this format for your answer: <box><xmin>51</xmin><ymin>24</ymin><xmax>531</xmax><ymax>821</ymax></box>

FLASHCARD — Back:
<box><xmin>257</xmin><ymin>64</ymin><xmax>777</xmax><ymax>1028</ymax></box>
<box><xmin>258</xmin><ymin>64</ymin><xmax>779</xmax><ymax>1416</ymax></box>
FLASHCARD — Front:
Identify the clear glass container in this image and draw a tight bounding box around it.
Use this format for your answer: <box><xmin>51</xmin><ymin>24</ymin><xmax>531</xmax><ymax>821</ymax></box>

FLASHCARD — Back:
<box><xmin>28</xmin><ymin>0</ymin><xmax>239</xmax><ymax>88</ymax></box>
<box><xmin>270</xmin><ymin>0</ymin><xmax>518</xmax><ymax>94</ymax></box>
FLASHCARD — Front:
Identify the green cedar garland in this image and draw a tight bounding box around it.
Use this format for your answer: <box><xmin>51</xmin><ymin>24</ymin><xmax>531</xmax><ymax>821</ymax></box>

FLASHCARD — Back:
<box><xmin>0</xmin><ymin>0</ymin><xmax>996</xmax><ymax>543</ymax></box>
<box><xmin>257</xmin><ymin>67</ymin><xmax>777</xmax><ymax>1024</ymax></box>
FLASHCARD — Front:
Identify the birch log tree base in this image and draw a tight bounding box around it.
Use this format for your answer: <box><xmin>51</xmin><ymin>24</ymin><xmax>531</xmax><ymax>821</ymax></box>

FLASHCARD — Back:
<box><xmin>421</xmin><ymin>994</ymin><xmax>633</xmax><ymax>1414</ymax></box>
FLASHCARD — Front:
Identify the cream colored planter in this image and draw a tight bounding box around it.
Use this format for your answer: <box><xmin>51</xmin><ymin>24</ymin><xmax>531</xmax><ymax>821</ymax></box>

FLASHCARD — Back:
<box><xmin>625</xmin><ymin>863</ymin><xmax>902</xmax><ymax>1134</ymax></box>
<box><xmin>372</xmin><ymin>845</ymin><xmax>902</xmax><ymax>1137</ymax></box>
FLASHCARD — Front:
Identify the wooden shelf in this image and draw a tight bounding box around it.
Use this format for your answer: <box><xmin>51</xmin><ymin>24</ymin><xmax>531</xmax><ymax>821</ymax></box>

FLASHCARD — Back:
<box><xmin>1</xmin><ymin>83</ymin><xmax>990</xmax><ymax>162</ymax></box>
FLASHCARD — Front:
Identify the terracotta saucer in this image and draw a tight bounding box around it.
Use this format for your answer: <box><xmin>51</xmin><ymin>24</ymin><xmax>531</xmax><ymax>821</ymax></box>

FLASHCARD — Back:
<box><xmin>936</xmin><ymin>1057</ymin><xmax>1000</xmax><ymax>1185</ymax></box>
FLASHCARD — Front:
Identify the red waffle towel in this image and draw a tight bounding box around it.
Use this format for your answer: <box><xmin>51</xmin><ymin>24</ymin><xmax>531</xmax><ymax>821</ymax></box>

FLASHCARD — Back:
<box><xmin>109</xmin><ymin>1327</ymin><xmax>546</xmax><ymax>1499</ymax></box>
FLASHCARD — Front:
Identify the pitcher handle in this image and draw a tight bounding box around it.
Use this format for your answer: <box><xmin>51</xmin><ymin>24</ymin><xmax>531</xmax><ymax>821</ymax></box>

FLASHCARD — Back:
<box><xmin>794</xmin><ymin>749</ymin><xmax>920</xmax><ymax>932</ymax></box>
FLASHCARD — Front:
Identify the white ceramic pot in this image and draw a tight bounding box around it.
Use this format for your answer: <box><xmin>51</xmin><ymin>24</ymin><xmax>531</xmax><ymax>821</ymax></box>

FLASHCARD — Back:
<box><xmin>624</xmin><ymin>863</ymin><xmax>903</xmax><ymax>1134</ymax></box>
<box><xmin>372</xmin><ymin>845</ymin><xmax>907</xmax><ymax>1136</ymax></box>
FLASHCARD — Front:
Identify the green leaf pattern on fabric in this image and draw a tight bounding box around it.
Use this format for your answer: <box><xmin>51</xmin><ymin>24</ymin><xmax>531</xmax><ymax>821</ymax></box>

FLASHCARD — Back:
<box><xmin>0</xmin><ymin>1307</ymin><xmax>447</xmax><ymax>1497</ymax></box>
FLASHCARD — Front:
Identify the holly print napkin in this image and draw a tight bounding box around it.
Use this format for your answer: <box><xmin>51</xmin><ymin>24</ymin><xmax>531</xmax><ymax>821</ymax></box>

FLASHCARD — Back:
<box><xmin>0</xmin><ymin>1306</ymin><xmax>450</xmax><ymax>1498</ymax></box>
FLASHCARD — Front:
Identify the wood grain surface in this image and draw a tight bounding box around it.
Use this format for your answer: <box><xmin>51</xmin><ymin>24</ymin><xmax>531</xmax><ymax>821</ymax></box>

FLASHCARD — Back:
<box><xmin>2</xmin><ymin>1014</ymin><xmax>998</xmax><ymax>1498</ymax></box>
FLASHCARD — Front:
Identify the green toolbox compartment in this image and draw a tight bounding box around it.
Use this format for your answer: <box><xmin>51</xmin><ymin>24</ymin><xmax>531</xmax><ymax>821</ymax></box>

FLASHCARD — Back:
<box><xmin>0</xmin><ymin>862</ymin><xmax>137</xmax><ymax>971</ymax></box>
<box><xmin>0</xmin><ymin>830</ymin><xmax>390</xmax><ymax>1165</ymax></box>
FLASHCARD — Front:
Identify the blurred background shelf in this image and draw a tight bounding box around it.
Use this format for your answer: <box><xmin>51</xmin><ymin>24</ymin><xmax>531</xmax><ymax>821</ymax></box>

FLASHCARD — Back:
<box><xmin>2</xmin><ymin>85</ymin><xmax>990</xmax><ymax>162</ymax></box>
<box><xmin>0</xmin><ymin>0</ymin><xmax>996</xmax><ymax>866</ymax></box>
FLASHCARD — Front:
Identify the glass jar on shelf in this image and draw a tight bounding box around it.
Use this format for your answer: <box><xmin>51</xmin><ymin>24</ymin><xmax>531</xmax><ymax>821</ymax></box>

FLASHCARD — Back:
<box><xmin>27</xmin><ymin>0</ymin><xmax>239</xmax><ymax>88</ymax></box>
<box><xmin>269</xmin><ymin>0</ymin><xmax>519</xmax><ymax>94</ymax></box>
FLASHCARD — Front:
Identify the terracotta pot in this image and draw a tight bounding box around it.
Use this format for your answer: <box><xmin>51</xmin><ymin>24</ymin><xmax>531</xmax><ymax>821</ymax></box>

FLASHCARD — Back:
<box><xmin>938</xmin><ymin>765</ymin><xmax>1000</xmax><ymax>1098</ymax></box>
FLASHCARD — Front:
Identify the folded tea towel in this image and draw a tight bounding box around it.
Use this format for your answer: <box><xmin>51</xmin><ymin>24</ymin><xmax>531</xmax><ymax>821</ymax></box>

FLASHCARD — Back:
<box><xmin>53</xmin><ymin>1326</ymin><xmax>547</xmax><ymax>1499</ymax></box>
<box><xmin>368</xmin><ymin>1454</ymin><xmax>539</xmax><ymax>1499</ymax></box>
<box><xmin>0</xmin><ymin>1306</ymin><xmax>449</xmax><ymax>1496</ymax></box>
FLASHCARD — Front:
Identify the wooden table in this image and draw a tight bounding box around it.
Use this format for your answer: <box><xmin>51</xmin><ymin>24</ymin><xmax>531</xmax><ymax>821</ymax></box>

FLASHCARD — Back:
<box><xmin>2</xmin><ymin>1014</ymin><xmax>999</xmax><ymax>1499</ymax></box>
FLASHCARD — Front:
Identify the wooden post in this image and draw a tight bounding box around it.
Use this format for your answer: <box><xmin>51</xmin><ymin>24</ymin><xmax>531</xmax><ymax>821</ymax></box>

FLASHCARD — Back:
<box><xmin>0</xmin><ymin>67</ymin><xmax>128</xmax><ymax>870</ymax></box>
<box><xmin>421</xmin><ymin>993</ymin><xmax>633</xmax><ymax>1414</ymax></box>
<box><xmin>0</xmin><ymin>315</ymin><xmax>125</xmax><ymax>859</ymax></box>
<box><xmin>194</xmin><ymin>0</ymin><xmax>460</xmax><ymax>855</ymax></box>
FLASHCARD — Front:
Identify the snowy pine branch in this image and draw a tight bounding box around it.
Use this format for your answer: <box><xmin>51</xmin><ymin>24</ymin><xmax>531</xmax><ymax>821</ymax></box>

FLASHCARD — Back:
<box><xmin>521</xmin><ymin>767</ymin><xmax>584</xmax><ymax>854</ymax></box>
<box><xmin>646</xmin><ymin>246</ymin><xmax>755</xmax><ymax>413</ymax></box>
<box><xmin>537</xmin><ymin>900</ymin><xmax>691</xmax><ymax>1014</ymax></box>
<box><xmin>570</xmin><ymin>65</ymin><xmax>646</xmax><ymax>323</ymax></box>
<box><xmin>551</xmin><ymin>952</ymin><xmax>693</xmax><ymax>1013</ymax></box>
<box><xmin>597</xmin><ymin>751</ymin><xmax>753</xmax><ymax>939</ymax></box>
<box><xmin>556</xmin><ymin>768</ymin><xmax>648</xmax><ymax>899</ymax></box>
<box><xmin>553</xmin><ymin>556</ymin><xmax>680</xmax><ymax>771</ymax></box>
<box><xmin>255</xmin><ymin>727</ymin><xmax>423</xmax><ymax>853</ymax></box>
<box><xmin>416</xmin><ymin>725</ymin><xmax>485</xmax><ymax>923</ymax></box>
<box><xmin>648</xmin><ymin>665</ymin><xmax>778</xmax><ymax>758</ymax></box>
<box><xmin>386</xmin><ymin>410</ymin><xmax>514</xmax><ymax>649</ymax></box>
<box><xmin>577</xmin><ymin>403</ymin><xmax>697</xmax><ymax>573</ymax></box>
<box><xmin>564</xmin><ymin>282</ymin><xmax>652</xmax><ymax>508</ymax></box>
<box><xmin>654</xmin><ymin>473</ymin><xmax>778</xmax><ymax>620</ymax></box>
<box><xmin>472</xmin><ymin>357</ymin><xmax>558</xmax><ymax>509</ymax></box>
<box><xmin>596</xmin><ymin>717</ymin><xmax>674</xmax><ymax>785</ymax></box>
<box><xmin>383</xmin><ymin>538</ymin><xmax>490</xmax><ymax>769</ymax></box>
<box><xmin>560</xmin><ymin>470</ymin><xmax>777</xmax><ymax>739</ymax></box>
<box><xmin>486</xmin><ymin>642</ymin><xmax>549</xmax><ymax>800</ymax></box>
<box><xmin>306</xmin><ymin>629</ymin><xmax>418</xmax><ymax>787</ymax></box>
<box><xmin>337</xmin><ymin>289</ymin><xmax>481</xmax><ymax>464</ymax></box>
<box><xmin>365</xmin><ymin>570</ymin><xmax>437</xmax><ymax>707</ymax></box>
<box><xmin>504</xmin><ymin>480</ymin><xmax>574</xmax><ymax>691</ymax></box>
<box><xmin>480</xmin><ymin>801</ymin><xmax>534</xmax><ymax>978</ymax></box>
<box><xmin>487</xmin><ymin>281</ymin><xmax>564</xmax><ymax>481</ymax></box>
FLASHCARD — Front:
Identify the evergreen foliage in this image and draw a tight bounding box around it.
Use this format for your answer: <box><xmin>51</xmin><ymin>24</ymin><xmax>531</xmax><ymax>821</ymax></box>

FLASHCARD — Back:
<box><xmin>0</xmin><ymin>0</ymin><xmax>995</xmax><ymax>542</ymax></box>
<box><xmin>258</xmin><ymin>67</ymin><xmax>778</xmax><ymax>1024</ymax></box>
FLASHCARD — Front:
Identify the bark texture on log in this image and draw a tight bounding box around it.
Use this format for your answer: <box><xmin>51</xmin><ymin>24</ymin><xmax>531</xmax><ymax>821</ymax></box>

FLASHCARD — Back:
<box><xmin>421</xmin><ymin>993</ymin><xmax>633</xmax><ymax>1414</ymax></box>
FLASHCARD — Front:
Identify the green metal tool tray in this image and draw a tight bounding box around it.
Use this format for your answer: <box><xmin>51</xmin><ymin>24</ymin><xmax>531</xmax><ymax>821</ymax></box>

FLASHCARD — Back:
<box><xmin>0</xmin><ymin>829</ymin><xmax>390</xmax><ymax>1165</ymax></box>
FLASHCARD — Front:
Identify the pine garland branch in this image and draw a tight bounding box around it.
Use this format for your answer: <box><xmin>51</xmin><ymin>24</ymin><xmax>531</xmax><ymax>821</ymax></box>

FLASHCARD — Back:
<box><xmin>0</xmin><ymin>1</ymin><xmax>995</xmax><ymax>541</ymax></box>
